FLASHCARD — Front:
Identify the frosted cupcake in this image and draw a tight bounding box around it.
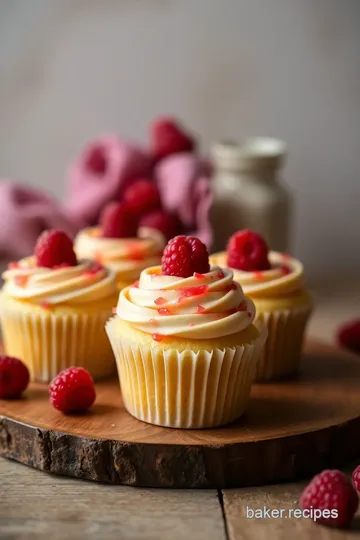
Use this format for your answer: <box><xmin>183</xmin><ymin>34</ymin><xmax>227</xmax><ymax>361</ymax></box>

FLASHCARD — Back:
<box><xmin>106</xmin><ymin>235</ymin><xmax>266</xmax><ymax>429</ymax></box>
<box><xmin>0</xmin><ymin>230</ymin><xmax>118</xmax><ymax>382</ymax></box>
<box><xmin>211</xmin><ymin>230</ymin><xmax>313</xmax><ymax>381</ymax></box>
<box><xmin>75</xmin><ymin>201</ymin><xmax>166</xmax><ymax>291</ymax></box>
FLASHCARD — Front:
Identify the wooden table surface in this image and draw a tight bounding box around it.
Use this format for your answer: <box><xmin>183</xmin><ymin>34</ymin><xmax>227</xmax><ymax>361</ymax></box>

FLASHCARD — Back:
<box><xmin>2</xmin><ymin>280</ymin><xmax>360</xmax><ymax>540</ymax></box>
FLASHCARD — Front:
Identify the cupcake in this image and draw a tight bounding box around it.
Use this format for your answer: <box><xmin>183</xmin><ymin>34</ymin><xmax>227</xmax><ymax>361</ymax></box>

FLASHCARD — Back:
<box><xmin>0</xmin><ymin>230</ymin><xmax>118</xmax><ymax>382</ymax></box>
<box><xmin>211</xmin><ymin>230</ymin><xmax>313</xmax><ymax>381</ymax></box>
<box><xmin>106</xmin><ymin>235</ymin><xmax>266</xmax><ymax>429</ymax></box>
<box><xmin>74</xmin><ymin>200</ymin><xmax>166</xmax><ymax>291</ymax></box>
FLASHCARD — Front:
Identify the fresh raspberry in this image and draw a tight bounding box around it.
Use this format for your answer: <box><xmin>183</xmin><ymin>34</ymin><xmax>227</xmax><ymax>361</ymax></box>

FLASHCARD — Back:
<box><xmin>300</xmin><ymin>469</ymin><xmax>358</xmax><ymax>528</ymax></box>
<box><xmin>139</xmin><ymin>210</ymin><xmax>180</xmax><ymax>240</ymax></box>
<box><xmin>352</xmin><ymin>465</ymin><xmax>360</xmax><ymax>492</ymax></box>
<box><xmin>100</xmin><ymin>202</ymin><xmax>138</xmax><ymax>238</ymax></box>
<box><xmin>150</xmin><ymin>117</ymin><xmax>196</xmax><ymax>160</ymax></box>
<box><xmin>35</xmin><ymin>230</ymin><xmax>77</xmax><ymax>268</ymax></box>
<box><xmin>161</xmin><ymin>236</ymin><xmax>210</xmax><ymax>278</ymax></box>
<box><xmin>337</xmin><ymin>319</ymin><xmax>360</xmax><ymax>354</ymax></box>
<box><xmin>227</xmin><ymin>229</ymin><xmax>271</xmax><ymax>272</ymax></box>
<box><xmin>49</xmin><ymin>367</ymin><xmax>96</xmax><ymax>413</ymax></box>
<box><xmin>123</xmin><ymin>179</ymin><xmax>161</xmax><ymax>216</ymax></box>
<box><xmin>0</xmin><ymin>356</ymin><xmax>30</xmax><ymax>398</ymax></box>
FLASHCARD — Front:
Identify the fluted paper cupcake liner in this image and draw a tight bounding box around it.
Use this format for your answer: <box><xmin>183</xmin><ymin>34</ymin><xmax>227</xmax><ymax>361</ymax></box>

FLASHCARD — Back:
<box><xmin>253</xmin><ymin>305</ymin><xmax>312</xmax><ymax>381</ymax></box>
<box><xmin>106</xmin><ymin>319</ymin><xmax>266</xmax><ymax>429</ymax></box>
<box><xmin>1</xmin><ymin>308</ymin><xmax>115</xmax><ymax>382</ymax></box>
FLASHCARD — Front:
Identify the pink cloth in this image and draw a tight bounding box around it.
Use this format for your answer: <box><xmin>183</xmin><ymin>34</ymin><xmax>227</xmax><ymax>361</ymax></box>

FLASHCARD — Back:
<box><xmin>65</xmin><ymin>135</ymin><xmax>213</xmax><ymax>247</ymax></box>
<box><xmin>155</xmin><ymin>154</ymin><xmax>213</xmax><ymax>247</ymax></box>
<box><xmin>65</xmin><ymin>135</ymin><xmax>153</xmax><ymax>227</ymax></box>
<box><xmin>0</xmin><ymin>182</ymin><xmax>77</xmax><ymax>260</ymax></box>
<box><xmin>0</xmin><ymin>134</ymin><xmax>213</xmax><ymax>260</ymax></box>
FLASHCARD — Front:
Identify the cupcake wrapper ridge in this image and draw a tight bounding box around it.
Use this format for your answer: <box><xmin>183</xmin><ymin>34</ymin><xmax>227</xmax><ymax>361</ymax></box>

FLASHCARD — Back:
<box><xmin>253</xmin><ymin>305</ymin><xmax>312</xmax><ymax>381</ymax></box>
<box><xmin>1</xmin><ymin>308</ymin><xmax>115</xmax><ymax>382</ymax></box>
<box><xmin>106</xmin><ymin>318</ymin><xmax>266</xmax><ymax>429</ymax></box>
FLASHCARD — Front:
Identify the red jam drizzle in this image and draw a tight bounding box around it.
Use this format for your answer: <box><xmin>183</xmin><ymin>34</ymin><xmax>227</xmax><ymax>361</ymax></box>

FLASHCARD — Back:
<box><xmin>148</xmin><ymin>318</ymin><xmax>158</xmax><ymax>325</ymax></box>
<box><xmin>94</xmin><ymin>251</ymin><xmax>103</xmax><ymax>263</ymax></box>
<box><xmin>40</xmin><ymin>301</ymin><xmax>50</xmax><ymax>309</ymax></box>
<box><xmin>194</xmin><ymin>272</ymin><xmax>206</xmax><ymax>280</ymax></box>
<box><xmin>188</xmin><ymin>322</ymin><xmax>195</xmax><ymax>327</ymax></box>
<box><xmin>132</xmin><ymin>280</ymin><xmax>139</xmax><ymax>288</ymax></box>
<box><xmin>217</xmin><ymin>271</ymin><xmax>225</xmax><ymax>279</ymax></box>
<box><xmin>232</xmin><ymin>283</ymin><xmax>238</xmax><ymax>290</ymax></box>
<box><xmin>152</xmin><ymin>333</ymin><xmax>164</xmax><ymax>342</ymax></box>
<box><xmin>8</xmin><ymin>261</ymin><xmax>19</xmax><ymax>270</ymax></box>
<box><xmin>247</xmin><ymin>312</ymin><xmax>252</xmax><ymax>318</ymax></box>
<box><xmin>196</xmin><ymin>305</ymin><xmax>206</xmax><ymax>314</ymax></box>
<box><xmin>281</xmin><ymin>265</ymin><xmax>291</xmax><ymax>276</ymax></box>
<box><xmin>154</xmin><ymin>297</ymin><xmax>166</xmax><ymax>306</ymax></box>
<box><xmin>253</xmin><ymin>272</ymin><xmax>264</xmax><ymax>280</ymax></box>
<box><xmin>158</xmin><ymin>308</ymin><xmax>170</xmax><ymax>315</ymax></box>
<box><xmin>15</xmin><ymin>276</ymin><xmax>28</xmax><ymax>287</ymax></box>
<box><xmin>112</xmin><ymin>307</ymin><xmax>117</xmax><ymax>314</ymax></box>
<box><xmin>228</xmin><ymin>308</ymin><xmax>237</xmax><ymax>315</ymax></box>
<box><xmin>282</xmin><ymin>252</ymin><xmax>290</xmax><ymax>260</ymax></box>
<box><xmin>127</xmin><ymin>244</ymin><xmax>145</xmax><ymax>261</ymax></box>
<box><xmin>182</xmin><ymin>285</ymin><xmax>209</xmax><ymax>297</ymax></box>
<box><xmin>238</xmin><ymin>301</ymin><xmax>247</xmax><ymax>312</ymax></box>
<box><xmin>83</xmin><ymin>263</ymin><xmax>102</xmax><ymax>277</ymax></box>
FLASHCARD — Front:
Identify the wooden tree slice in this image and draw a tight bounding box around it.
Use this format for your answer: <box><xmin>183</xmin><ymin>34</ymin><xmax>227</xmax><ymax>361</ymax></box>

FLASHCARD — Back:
<box><xmin>1</xmin><ymin>340</ymin><xmax>360</xmax><ymax>488</ymax></box>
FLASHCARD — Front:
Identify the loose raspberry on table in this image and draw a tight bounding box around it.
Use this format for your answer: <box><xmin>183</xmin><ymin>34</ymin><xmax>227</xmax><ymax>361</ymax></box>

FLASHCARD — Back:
<box><xmin>35</xmin><ymin>230</ymin><xmax>77</xmax><ymax>268</ymax></box>
<box><xmin>100</xmin><ymin>202</ymin><xmax>138</xmax><ymax>238</ymax></box>
<box><xmin>352</xmin><ymin>465</ymin><xmax>360</xmax><ymax>492</ymax></box>
<box><xmin>227</xmin><ymin>229</ymin><xmax>270</xmax><ymax>272</ymax></box>
<box><xmin>300</xmin><ymin>469</ymin><xmax>358</xmax><ymax>529</ymax></box>
<box><xmin>161</xmin><ymin>235</ymin><xmax>210</xmax><ymax>278</ymax></box>
<box><xmin>139</xmin><ymin>209</ymin><xmax>180</xmax><ymax>240</ymax></box>
<box><xmin>49</xmin><ymin>367</ymin><xmax>96</xmax><ymax>413</ymax></box>
<box><xmin>123</xmin><ymin>179</ymin><xmax>161</xmax><ymax>216</ymax></box>
<box><xmin>150</xmin><ymin>117</ymin><xmax>196</xmax><ymax>160</ymax></box>
<box><xmin>0</xmin><ymin>356</ymin><xmax>30</xmax><ymax>399</ymax></box>
<box><xmin>337</xmin><ymin>319</ymin><xmax>360</xmax><ymax>354</ymax></box>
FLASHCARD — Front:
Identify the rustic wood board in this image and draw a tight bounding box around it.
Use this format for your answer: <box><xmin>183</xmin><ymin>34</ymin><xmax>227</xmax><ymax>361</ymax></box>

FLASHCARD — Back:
<box><xmin>1</xmin><ymin>340</ymin><xmax>360</xmax><ymax>488</ymax></box>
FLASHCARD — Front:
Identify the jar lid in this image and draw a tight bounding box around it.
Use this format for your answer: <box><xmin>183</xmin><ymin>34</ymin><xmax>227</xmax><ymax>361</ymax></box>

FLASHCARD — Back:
<box><xmin>212</xmin><ymin>138</ymin><xmax>287</xmax><ymax>171</ymax></box>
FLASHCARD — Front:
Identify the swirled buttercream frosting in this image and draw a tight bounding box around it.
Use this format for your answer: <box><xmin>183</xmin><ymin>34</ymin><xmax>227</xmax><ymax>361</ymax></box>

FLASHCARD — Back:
<box><xmin>2</xmin><ymin>258</ymin><xmax>116</xmax><ymax>306</ymax></box>
<box><xmin>116</xmin><ymin>265</ymin><xmax>256</xmax><ymax>339</ymax></box>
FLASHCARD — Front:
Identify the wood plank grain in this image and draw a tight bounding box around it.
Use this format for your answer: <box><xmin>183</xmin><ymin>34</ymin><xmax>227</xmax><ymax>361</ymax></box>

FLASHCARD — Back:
<box><xmin>2</xmin><ymin>341</ymin><xmax>360</xmax><ymax>488</ymax></box>
<box><xmin>0</xmin><ymin>458</ymin><xmax>226</xmax><ymax>540</ymax></box>
<box><xmin>223</xmin><ymin>478</ymin><xmax>360</xmax><ymax>539</ymax></box>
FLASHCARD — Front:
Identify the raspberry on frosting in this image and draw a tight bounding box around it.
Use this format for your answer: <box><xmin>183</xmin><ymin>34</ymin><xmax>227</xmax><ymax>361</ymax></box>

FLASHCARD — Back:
<box><xmin>227</xmin><ymin>229</ymin><xmax>271</xmax><ymax>272</ymax></box>
<box><xmin>100</xmin><ymin>202</ymin><xmax>138</xmax><ymax>238</ymax></box>
<box><xmin>161</xmin><ymin>235</ymin><xmax>210</xmax><ymax>278</ymax></box>
<box><xmin>35</xmin><ymin>230</ymin><xmax>78</xmax><ymax>268</ymax></box>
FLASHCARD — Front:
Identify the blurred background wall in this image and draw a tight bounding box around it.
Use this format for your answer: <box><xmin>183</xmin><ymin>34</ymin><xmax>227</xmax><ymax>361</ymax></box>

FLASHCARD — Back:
<box><xmin>0</xmin><ymin>0</ymin><xmax>359</xmax><ymax>280</ymax></box>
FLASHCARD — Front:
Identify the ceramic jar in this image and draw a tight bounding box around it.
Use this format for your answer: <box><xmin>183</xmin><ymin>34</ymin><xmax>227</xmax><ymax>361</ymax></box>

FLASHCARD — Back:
<box><xmin>210</xmin><ymin>138</ymin><xmax>291</xmax><ymax>253</ymax></box>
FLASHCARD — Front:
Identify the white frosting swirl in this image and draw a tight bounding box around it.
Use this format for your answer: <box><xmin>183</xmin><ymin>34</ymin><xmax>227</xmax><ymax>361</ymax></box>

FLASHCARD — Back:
<box><xmin>210</xmin><ymin>251</ymin><xmax>305</xmax><ymax>299</ymax></box>
<box><xmin>74</xmin><ymin>226</ymin><xmax>165</xmax><ymax>283</ymax></box>
<box><xmin>2</xmin><ymin>258</ymin><xmax>117</xmax><ymax>305</ymax></box>
<box><xmin>117</xmin><ymin>265</ymin><xmax>256</xmax><ymax>339</ymax></box>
